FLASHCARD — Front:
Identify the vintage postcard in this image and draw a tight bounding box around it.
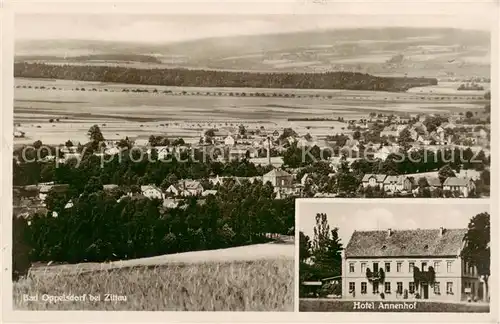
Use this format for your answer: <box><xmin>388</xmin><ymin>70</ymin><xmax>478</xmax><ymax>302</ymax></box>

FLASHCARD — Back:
<box><xmin>1</xmin><ymin>0</ymin><xmax>498</xmax><ymax>323</ymax></box>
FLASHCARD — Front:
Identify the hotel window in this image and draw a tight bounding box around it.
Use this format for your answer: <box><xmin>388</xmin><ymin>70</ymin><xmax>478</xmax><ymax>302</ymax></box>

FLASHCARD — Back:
<box><xmin>421</xmin><ymin>261</ymin><xmax>428</xmax><ymax>271</ymax></box>
<box><xmin>373</xmin><ymin>282</ymin><xmax>379</xmax><ymax>294</ymax></box>
<box><xmin>397</xmin><ymin>282</ymin><xmax>403</xmax><ymax>294</ymax></box>
<box><xmin>446</xmin><ymin>282</ymin><xmax>453</xmax><ymax>294</ymax></box>
<box><xmin>468</xmin><ymin>264</ymin><xmax>474</xmax><ymax>275</ymax></box>
<box><xmin>409</xmin><ymin>262</ymin><xmax>415</xmax><ymax>273</ymax></box>
<box><xmin>409</xmin><ymin>282</ymin><xmax>415</xmax><ymax>294</ymax></box>
<box><xmin>361</xmin><ymin>282</ymin><xmax>367</xmax><ymax>294</ymax></box>
<box><xmin>373</xmin><ymin>262</ymin><xmax>379</xmax><ymax>273</ymax></box>
<box><xmin>349</xmin><ymin>282</ymin><xmax>355</xmax><ymax>293</ymax></box>
<box><xmin>396</xmin><ymin>262</ymin><xmax>402</xmax><ymax>273</ymax></box>
<box><xmin>434</xmin><ymin>282</ymin><xmax>441</xmax><ymax>294</ymax></box>
<box><xmin>434</xmin><ymin>261</ymin><xmax>440</xmax><ymax>273</ymax></box>
<box><xmin>447</xmin><ymin>261</ymin><xmax>453</xmax><ymax>273</ymax></box>
<box><xmin>385</xmin><ymin>262</ymin><xmax>391</xmax><ymax>273</ymax></box>
<box><xmin>384</xmin><ymin>282</ymin><xmax>391</xmax><ymax>294</ymax></box>
<box><xmin>349</xmin><ymin>262</ymin><xmax>355</xmax><ymax>273</ymax></box>
<box><xmin>361</xmin><ymin>262</ymin><xmax>367</xmax><ymax>273</ymax></box>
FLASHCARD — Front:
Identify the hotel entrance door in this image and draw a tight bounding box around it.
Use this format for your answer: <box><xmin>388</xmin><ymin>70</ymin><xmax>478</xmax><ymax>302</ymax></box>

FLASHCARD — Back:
<box><xmin>422</xmin><ymin>283</ymin><xmax>429</xmax><ymax>299</ymax></box>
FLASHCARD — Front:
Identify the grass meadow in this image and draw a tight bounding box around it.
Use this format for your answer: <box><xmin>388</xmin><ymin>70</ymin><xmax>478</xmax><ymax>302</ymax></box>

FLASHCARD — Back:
<box><xmin>14</xmin><ymin>259</ymin><xmax>294</xmax><ymax>311</ymax></box>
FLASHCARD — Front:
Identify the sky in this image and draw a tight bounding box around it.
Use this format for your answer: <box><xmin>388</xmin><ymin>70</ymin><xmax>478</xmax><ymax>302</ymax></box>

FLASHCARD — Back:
<box><xmin>14</xmin><ymin>14</ymin><xmax>493</xmax><ymax>43</ymax></box>
<box><xmin>298</xmin><ymin>201</ymin><xmax>489</xmax><ymax>247</ymax></box>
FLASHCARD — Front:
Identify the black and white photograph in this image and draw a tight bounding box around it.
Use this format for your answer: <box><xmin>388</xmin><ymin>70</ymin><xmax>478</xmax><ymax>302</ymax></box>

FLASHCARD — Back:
<box><xmin>2</xmin><ymin>0</ymin><xmax>497</xmax><ymax>320</ymax></box>
<box><xmin>298</xmin><ymin>200</ymin><xmax>491</xmax><ymax>313</ymax></box>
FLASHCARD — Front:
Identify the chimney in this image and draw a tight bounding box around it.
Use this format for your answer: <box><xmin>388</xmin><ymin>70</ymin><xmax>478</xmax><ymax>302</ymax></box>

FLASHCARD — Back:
<box><xmin>387</xmin><ymin>228</ymin><xmax>393</xmax><ymax>237</ymax></box>
<box><xmin>440</xmin><ymin>227</ymin><xmax>445</xmax><ymax>236</ymax></box>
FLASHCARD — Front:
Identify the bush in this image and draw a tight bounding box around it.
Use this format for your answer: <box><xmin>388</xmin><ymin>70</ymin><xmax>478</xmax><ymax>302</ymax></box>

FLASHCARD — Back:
<box><xmin>12</xmin><ymin>215</ymin><xmax>31</xmax><ymax>281</ymax></box>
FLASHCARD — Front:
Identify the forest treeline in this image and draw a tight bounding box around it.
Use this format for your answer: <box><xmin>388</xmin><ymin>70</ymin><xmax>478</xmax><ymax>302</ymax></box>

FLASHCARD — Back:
<box><xmin>24</xmin><ymin>180</ymin><xmax>294</xmax><ymax>263</ymax></box>
<box><xmin>14</xmin><ymin>62</ymin><xmax>437</xmax><ymax>91</ymax></box>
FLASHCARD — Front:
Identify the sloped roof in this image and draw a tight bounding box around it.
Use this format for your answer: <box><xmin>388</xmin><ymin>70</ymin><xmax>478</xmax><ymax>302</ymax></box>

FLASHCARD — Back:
<box><xmin>264</xmin><ymin>169</ymin><xmax>292</xmax><ymax>178</ymax></box>
<box><xmin>345</xmin><ymin>228</ymin><xmax>467</xmax><ymax>258</ymax></box>
<box><xmin>362</xmin><ymin>174</ymin><xmax>387</xmax><ymax>183</ymax></box>
<box><xmin>141</xmin><ymin>185</ymin><xmax>161</xmax><ymax>192</ymax></box>
<box><xmin>425</xmin><ymin>177</ymin><xmax>442</xmax><ymax>187</ymax></box>
<box><xmin>103</xmin><ymin>184</ymin><xmax>119</xmax><ymax>191</ymax></box>
<box><xmin>443</xmin><ymin>177</ymin><xmax>470</xmax><ymax>187</ymax></box>
<box><xmin>383</xmin><ymin>175</ymin><xmax>400</xmax><ymax>184</ymax></box>
<box><xmin>180</xmin><ymin>180</ymin><xmax>203</xmax><ymax>189</ymax></box>
<box><xmin>202</xmin><ymin>190</ymin><xmax>218</xmax><ymax>196</ymax></box>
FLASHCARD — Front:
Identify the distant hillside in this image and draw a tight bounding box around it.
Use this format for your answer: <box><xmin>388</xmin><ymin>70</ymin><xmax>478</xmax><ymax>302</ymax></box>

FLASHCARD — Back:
<box><xmin>14</xmin><ymin>62</ymin><xmax>437</xmax><ymax>92</ymax></box>
<box><xmin>15</xmin><ymin>27</ymin><xmax>490</xmax><ymax>77</ymax></box>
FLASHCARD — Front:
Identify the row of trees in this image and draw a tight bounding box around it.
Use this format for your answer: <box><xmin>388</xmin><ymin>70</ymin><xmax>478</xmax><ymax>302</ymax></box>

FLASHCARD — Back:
<box><xmin>15</xmin><ymin>62</ymin><xmax>437</xmax><ymax>92</ymax></box>
<box><xmin>283</xmin><ymin>140</ymin><xmax>489</xmax><ymax>174</ymax></box>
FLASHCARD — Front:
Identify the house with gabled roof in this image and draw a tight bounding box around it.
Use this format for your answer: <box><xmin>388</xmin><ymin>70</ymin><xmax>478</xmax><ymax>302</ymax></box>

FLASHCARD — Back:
<box><xmin>263</xmin><ymin>169</ymin><xmax>294</xmax><ymax>188</ymax></box>
<box><xmin>141</xmin><ymin>185</ymin><xmax>164</xmax><ymax>200</ymax></box>
<box><xmin>443</xmin><ymin>177</ymin><xmax>476</xmax><ymax>198</ymax></box>
<box><xmin>382</xmin><ymin>175</ymin><xmax>414</xmax><ymax>193</ymax></box>
<box><xmin>361</xmin><ymin>174</ymin><xmax>387</xmax><ymax>189</ymax></box>
<box><xmin>165</xmin><ymin>179</ymin><xmax>204</xmax><ymax>197</ymax></box>
<box><xmin>342</xmin><ymin>227</ymin><xmax>483</xmax><ymax>302</ymax></box>
<box><xmin>224</xmin><ymin>135</ymin><xmax>236</xmax><ymax>146</ymax></box>
<box><xmin>263</xmin><ymin>168</ymin><xmax>301</xmax><ymax>198</ymax></box>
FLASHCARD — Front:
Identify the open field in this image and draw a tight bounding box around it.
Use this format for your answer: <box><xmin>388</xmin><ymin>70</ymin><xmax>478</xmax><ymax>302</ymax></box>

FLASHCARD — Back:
<box><xmin>14</xmin><ymin>78</ymin><xmax>487</xmax><ymax>145</ymax></box>
<box><xmin>15</xmin><ymin>259</ymin><xmax>294</xmax><ymax>311</ymax></box>
<box><xmin>299</xmin><ymin>299</ymin><xmax>490</xmax><ymax>313</ymax></box>
<box><xmin>14</xmin><ymin>242</ymin><xmax>294</xmax><ymax>311</ymax></box>
<box><xmin>29</xmin><ymin>241</ymin><xmax>294</xmax><ymax>275</ymax></box>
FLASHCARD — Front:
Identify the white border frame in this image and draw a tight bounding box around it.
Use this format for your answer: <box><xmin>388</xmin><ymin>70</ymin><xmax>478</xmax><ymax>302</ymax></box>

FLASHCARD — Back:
<box><xmin>2</xmin><ymin>1</ymin><xmax>499</xmax><ymax>323</ymax></box>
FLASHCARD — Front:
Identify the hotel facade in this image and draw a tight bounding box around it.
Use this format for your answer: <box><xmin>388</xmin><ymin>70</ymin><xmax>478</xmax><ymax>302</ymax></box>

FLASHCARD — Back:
<box><xmin>342</xmin><ymin>228</ymin><xmax>483</xmax><ymax>302</ymax></box>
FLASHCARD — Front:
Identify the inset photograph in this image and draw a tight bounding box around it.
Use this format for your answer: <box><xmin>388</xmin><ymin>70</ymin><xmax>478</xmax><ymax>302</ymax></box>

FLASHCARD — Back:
<box><xmin>298</xmin><ymin>200</ymin><xmax>490</xmax><ymax>313</ymax></box>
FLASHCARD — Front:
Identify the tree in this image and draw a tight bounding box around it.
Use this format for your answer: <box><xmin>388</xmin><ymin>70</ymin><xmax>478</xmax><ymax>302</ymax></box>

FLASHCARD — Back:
<box><xmin>438</xmin><ymin>164</ymin><xmax>456</xmax><ymax>184</ymax></box>
<box><xmin>12</xmin><ymin>215</ymin><xmax>31</xmax><ymax>281</ymax></box>
<box><xmin>299</xmin><ymin>231</ymin><xmax>312</xmax><ymax>262</ymax></box>
<box><xmin>397</xmin><ymin>128</ymin><xmax>413</xmax><ymax>150</ymax></box>
<box><xmin>65</xmin><ymin>140</ymin><xmax>74</xmax><ymax>148</ymax></box>
<box><xmin>204</xmin><ymin>129</ymin><xmax>216</xmax><ymax>137</ymax></box>
<box><xmin>465</xmin><ymin>111</ymin><xmax>474</xmax><ymax>119</ymax></box>
<box><xmin>279</xmin><ymin>128</ymin><xmax>298</xmax><ymax>141</ymax></box>
<box><xmin>173</xmin><ymin>138</ymin><xmax>185</xmax><ymax>146</ymax></box>
<box><xmin>461</xmin><ymin>212</ymin><xmax>490</xmax><ymax>302</ymax></box>
<box><xmin>161</xmin><ymin>174</ymin><xmax>178</xmax><ymax>190</ymax></box>
<box><xmin>117</xmin><ymin>137</ymin><xmax>132</xmax><ymax>150</ymax></box>
<box><xmin>83</xmin><ymin>176</ymin><xmax>103</xmax><ymax>195</ymax></box>
<box><xmin>353</xmin><ymin>131</ymin><xmax>361</xmax><ymax>140</ymax></box>
<box><xmin>311</xmin><ymin>213</ymin><xmax>343</xmax><ymax>279</ymax></box>
<box><xmin>417</xmin><ymin>177</ymin><xmax>429</xmax><ymax>188</ymax></box>
<box><xmin>238</xmin><ymin>124</ymin><xmax>246</xmax><ymax>136</ymax></box>
<box><xmin>87</xmin><ymin>124</ymin><xmax>104</xmax><ymax>143</ymax></box>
